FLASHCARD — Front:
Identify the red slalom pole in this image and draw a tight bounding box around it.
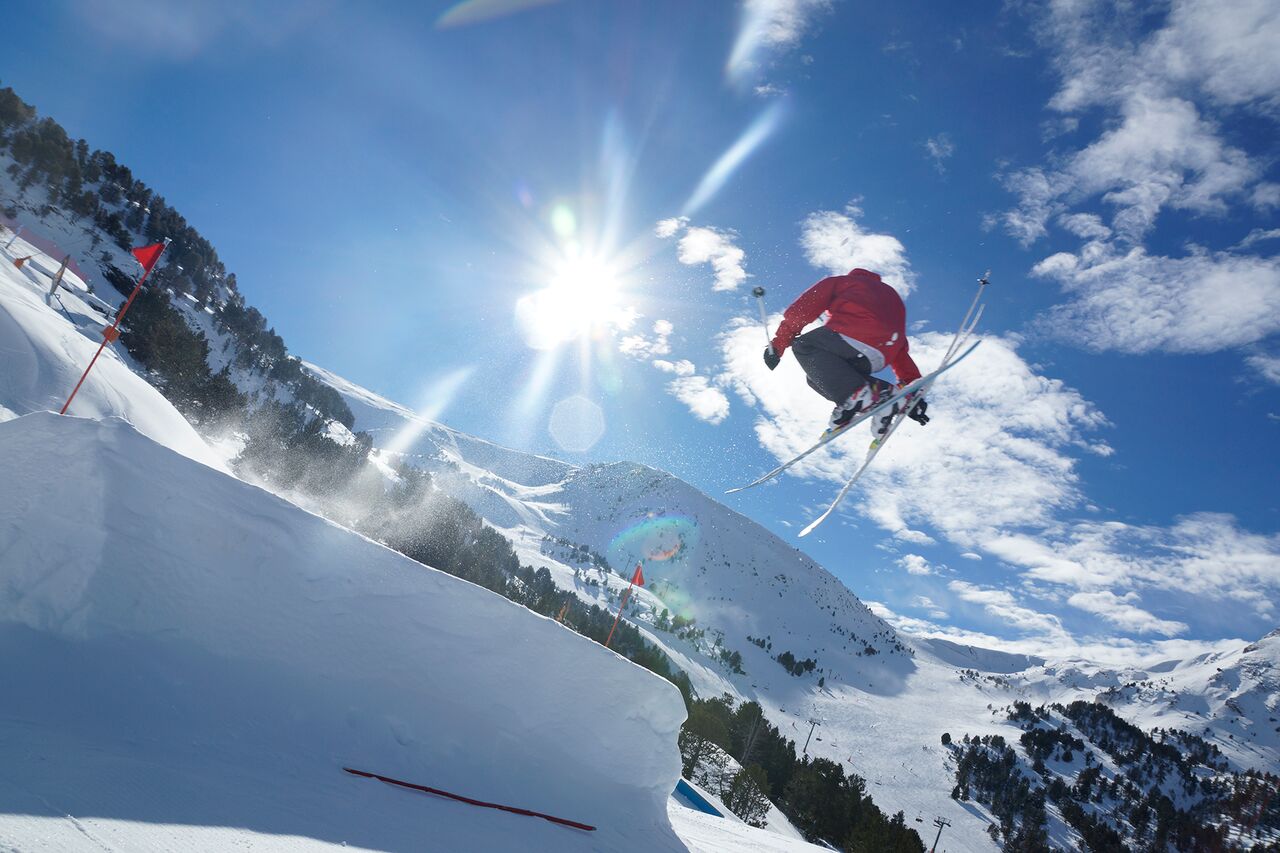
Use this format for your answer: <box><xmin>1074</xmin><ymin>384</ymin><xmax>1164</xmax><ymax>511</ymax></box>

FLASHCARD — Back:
<box><xmin>605</xmin><ymin>562</ymin><xmax>645</xmax><ymax>649</ymax></box>
<box><xmin>61</xmin><ymin>240</ymin><xmax>168</xmax><ymax>415</ymax></box>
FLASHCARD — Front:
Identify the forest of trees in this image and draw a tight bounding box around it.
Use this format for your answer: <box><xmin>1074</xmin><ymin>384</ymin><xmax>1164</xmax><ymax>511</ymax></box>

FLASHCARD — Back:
<box><xmin>680</xmin><ymin>696</ymin><xmax>924</xmax><ymax>850</ymax></box>
<box><xmin>951</xmin><ymin>700</ymin><xmax>1280</xmax><ymax>851</ymax></box>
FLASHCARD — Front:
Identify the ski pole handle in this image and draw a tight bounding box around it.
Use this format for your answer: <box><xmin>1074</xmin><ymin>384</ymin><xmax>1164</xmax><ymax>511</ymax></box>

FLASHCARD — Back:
<box><xmin>752</xmin><ymin>286</ymin><xmax>773</xmax><ymax>351</ymax></box>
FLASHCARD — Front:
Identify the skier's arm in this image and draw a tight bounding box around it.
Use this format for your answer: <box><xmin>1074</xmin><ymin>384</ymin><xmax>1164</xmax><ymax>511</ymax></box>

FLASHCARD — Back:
<box><xmin>770</xmin><ymin>277</ymin><xmax>836</xmax><ymax>354</ymax></box>
<box><xmin>890</xmin><ymin>342</ymin><xmax>922</xmax><ymax>386</ymax></box>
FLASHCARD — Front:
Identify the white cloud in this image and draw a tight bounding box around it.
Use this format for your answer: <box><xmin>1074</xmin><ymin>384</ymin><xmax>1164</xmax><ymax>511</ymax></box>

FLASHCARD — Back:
<box><xmin>680</xmin><ymin>227</ymin><xmax>749</xmax><ymax>292</ymax></box>
<box><xmin>1059</xmin><ymin>213</ymin><xmax>1111</xmax><ymax>241</ymax></box>
<box><xmin>1253</xmin><ymin>183</ymin><xmax>1280</xmax><ymax>210</ymax></box>
<box><xmin>1037</xmin><ymin>0</ymin><xmax>1280</xmax><ymax>116</ymax></box>
<box><xmin>925</xmin><ymin>133</ymin><xmax>954</xmax><ymax>174</ymax></box>
<box><xmin>867</xmin><ymin>600</ymin><xmax>1245</xmax><ymax>667</ymax></box>
<box><xmin>1001</xmin><ymin>93</ymin><xmax>1260</xmax><ymax>245</ymax></box>
<box><xmin>658</xmin><ymin>220</ymin><xmax>750</xmax><ymax>293</ymax></box>
<box><xmin>949</xmin><ymin>581</ymin><xmax>1071</xmax><ymax>638</ymax></box>
<box><xmin>985</xmin><ymin>515</ymin><xmax>1280</xmax><ymax>621</ymax></box>
<box><xmin>1246</xmin><ymin>351</ymin><xmax>1280</xmax><ymax>384</ymax></box>
<box><xmin>898</xmin><ymin>554</ymin><xmax>935</xmax><ymax>576</ymax></box>
<box><xmin>1001</xmin><ymin>0</ymin><xmax>1279</xmax><ymax>268</ymax></box>
<box><xmin>620</xmin><ymin>323</ymin><xmax>729</xmax><ymax>424</ymax></box>
<box><xmin>654</xmin><ymin>217</ymin><xmax>687</xmax><ymax>239</ymax></box>
<box><xmin>799</xmin><ymin>204</ymin><xmax>917</xmax><ymax>296</ymax></box>
<box><xmin>1066</xmin><ymin>590</ymin><xmax>1188</xmax><ymax>637</ymax></box>
<box><xmin>72</xmin><ymin>0</ymin><xmax>315</xmax><ymax>59</ymax></box>
<box><xmin>1237</xmin><ymin>228</ymin><xmax>1280</xmax><ymax>249</ymax></box>
<box><xmin>683</xmin><ymin>102</ymin><xmax>788</xmax><ymax>216</ymax></box>
<box><xmin>894</xmin><ymin>528</ymin><xmax>935</xmax><ymax>546</ymax></box>
<box><xmin>1143</xmin><ymin>0</ymin><xmax>1280</xmax><ymax>114</ymax></box>
<box><xmin>667</xmin><ymin>375</ymin><xmax>731</xmax><ymax>425</ymax></box>
<box><xmin>727</xmin><ymin>0</ymin><xmax>833</xmax><ymax>85</ymax></box>
<box><xmin>912</xmin><ymin>596</ymin><xmax>948</xmax><ymax>619</ymax></box>
<box><xmin>618</xmin><ymin>319</ymin><xmax>673</xmax><ymax>358</ymax></box>
<box><xmin>1030</xmin><ymin>244</ymin><xmax>1280</xmax><ymax>354</ymax></box>
<box><xmin>653</xmin><ymin>359</ymin><xmax>696</xmax><ymax>376</ymax></box>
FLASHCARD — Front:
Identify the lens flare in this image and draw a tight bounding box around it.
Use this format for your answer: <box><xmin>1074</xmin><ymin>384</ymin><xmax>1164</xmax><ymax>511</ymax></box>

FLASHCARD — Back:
<box><xmin>436</xmin><ymin>0</ymin><xmax>563</xmax><ymax>29</ymax></box>
<box><xmin>549</xmin><ymin>203</ymin><xmax>577</xmax><ymax>238</ymax></box>
<box><xmin>549</xmin><ymin>395</ymin><xmax>605</xmax><ymax>452</ymax></box>
<box><xmin>609</xmin><ymin>514</ymin><xmax>700</xmax><ymax>566</ymax></box>
<box><xmin>649</xmin><ymin>580</ymin><xmax>697</xmax><ymax>623</ymax></box>
<box><xmin>384</xmin><ymin>367</ymin><xmax>476</xmax><ymax>457</ymax></box>
<box><xmin>682</xmin><ymin>100</ymin><xmax>787</xmax><ymax>217</ymax></box>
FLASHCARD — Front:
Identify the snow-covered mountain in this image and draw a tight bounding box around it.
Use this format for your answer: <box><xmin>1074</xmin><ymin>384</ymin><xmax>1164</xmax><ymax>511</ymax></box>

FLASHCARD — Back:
<box><xmin>301</xmin><ymin>359</ymin><xmax>1280</xmax><ymax>850</ymax></box>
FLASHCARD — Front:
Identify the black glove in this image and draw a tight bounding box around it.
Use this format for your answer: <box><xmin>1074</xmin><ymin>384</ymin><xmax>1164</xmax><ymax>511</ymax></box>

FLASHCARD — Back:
<box><xmin>908</xmin><ymin>397</ymin><xmax>929</xmax><ymax>426</ymax></box>
<box><xmin>763</xmin><ymin>346</ymin><xmax>781</xmax><ymax>371</ymax></box>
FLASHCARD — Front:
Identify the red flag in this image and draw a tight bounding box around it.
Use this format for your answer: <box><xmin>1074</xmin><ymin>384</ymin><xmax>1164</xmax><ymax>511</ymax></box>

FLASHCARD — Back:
<box><xmin>631</xmin><ymin>563</ymin><xmax>644</xmax><ymax>587</ymax></box>
<box><xmin>131</xmin><ymin>242</ymin><xmax>166</xmax><ymax>274</ymax></box>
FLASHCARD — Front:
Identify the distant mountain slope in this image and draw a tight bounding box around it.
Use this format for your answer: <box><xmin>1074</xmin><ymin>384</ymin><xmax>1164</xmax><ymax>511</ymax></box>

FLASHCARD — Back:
<box><xmin>1015</xmin><ymin>630</ymin><xmax>1280</xmax><ymax>763</ymax></box>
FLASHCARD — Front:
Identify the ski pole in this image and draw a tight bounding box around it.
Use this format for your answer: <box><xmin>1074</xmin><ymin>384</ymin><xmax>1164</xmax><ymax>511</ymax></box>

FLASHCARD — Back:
<box><xmin>752</xmin><ymin>286</ymin><xmax>773</xmax><ymax>351</ymax></box>
<box><xmin>943</xmin><ymin>270</ymin><xmax>989</xmax><ymax>363</ymax></box>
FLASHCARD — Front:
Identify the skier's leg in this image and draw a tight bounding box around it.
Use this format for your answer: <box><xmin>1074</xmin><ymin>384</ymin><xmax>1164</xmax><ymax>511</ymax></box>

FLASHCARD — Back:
<box><xmin>792</xmin><ymin>327</ymin><xmax>873</xmax><ymax>403</ymax></box>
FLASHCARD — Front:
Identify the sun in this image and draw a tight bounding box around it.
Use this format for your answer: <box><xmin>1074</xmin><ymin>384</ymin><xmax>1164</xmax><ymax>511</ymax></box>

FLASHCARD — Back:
<box><xmin>515</xmin><ymin>250</ymin><xmax>626</xmax><ymax>351</ymax></box>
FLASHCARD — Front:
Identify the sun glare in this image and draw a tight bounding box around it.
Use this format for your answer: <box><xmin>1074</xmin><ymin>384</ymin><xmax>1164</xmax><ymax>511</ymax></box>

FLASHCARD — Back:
<box><xmin>515</xmin><ymin>251</ymin><xmax>625</xmax><ymax>351</ymax></box>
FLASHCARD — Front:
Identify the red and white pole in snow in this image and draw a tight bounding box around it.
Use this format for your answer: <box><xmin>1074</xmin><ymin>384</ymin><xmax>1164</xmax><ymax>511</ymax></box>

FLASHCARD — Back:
<box><xmin>60</xmin><ymin>239</ymin><xmax>168</xmax><ymax>416</ymax></box>
<box><xmin>604</xmin><ymin>562</ymin><xmax>645</xmax><ymax>649</ymax></box>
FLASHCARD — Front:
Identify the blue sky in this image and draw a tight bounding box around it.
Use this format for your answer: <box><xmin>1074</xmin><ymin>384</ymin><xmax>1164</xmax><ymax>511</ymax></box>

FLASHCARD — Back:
<box><xmin>5</xmin><ymin>0</ymin><xmax>1278</xmax><ymax>662</ymax></box>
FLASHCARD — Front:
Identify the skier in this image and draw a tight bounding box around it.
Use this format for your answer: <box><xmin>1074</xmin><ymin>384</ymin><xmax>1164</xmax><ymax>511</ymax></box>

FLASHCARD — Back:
<box><xmin>762</xmin><ymin>268</ymin><xmax>930</xmax><ymax>434</ymax></box>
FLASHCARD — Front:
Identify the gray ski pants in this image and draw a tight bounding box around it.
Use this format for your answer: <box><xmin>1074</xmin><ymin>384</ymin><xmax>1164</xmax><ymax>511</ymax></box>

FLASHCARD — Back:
<box><xmin>791</xmin><ymin>326</ymin><xmax>874</xmax><ymax>404</ymax></box>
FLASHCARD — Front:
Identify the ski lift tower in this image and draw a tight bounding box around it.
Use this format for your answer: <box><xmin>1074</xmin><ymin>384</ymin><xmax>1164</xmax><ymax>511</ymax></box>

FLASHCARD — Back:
<box><xmin>802</xmin><ymin>716</ymin><xmax>823</xmax><ymax>757</ymax></box>
<box><xmin>929</xmin><ymin>816</ymin><xmax>951</xmax><ymax>852</ymax></box>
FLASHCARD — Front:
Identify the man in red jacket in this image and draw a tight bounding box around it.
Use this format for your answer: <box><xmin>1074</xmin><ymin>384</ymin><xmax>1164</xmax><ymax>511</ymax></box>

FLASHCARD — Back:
<box><xmin>763</xmin><ymin>268</ymin><xmax>929</xmax><ymax>434</ymax></box>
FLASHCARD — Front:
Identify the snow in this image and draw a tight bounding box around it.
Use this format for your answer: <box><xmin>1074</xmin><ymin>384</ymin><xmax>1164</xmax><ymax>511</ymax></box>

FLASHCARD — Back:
<box><xmin>668</xmin><ymin>806</ymin><xmax>827</xmax><ymax>852</ymax></box>
<box><xmin>0</xmin><ymin>412</ymin><xmax>690</xmax><ymax>851</ymax></box>
<box><xmin>305</xmin><ymin>365</ymin><xmax>1280</xmax><ymax>852</ymax></box>
<box><xmin>0</xmin><ymin>234</ymin><xmax>225</xmax><ymax>472</ymax></box>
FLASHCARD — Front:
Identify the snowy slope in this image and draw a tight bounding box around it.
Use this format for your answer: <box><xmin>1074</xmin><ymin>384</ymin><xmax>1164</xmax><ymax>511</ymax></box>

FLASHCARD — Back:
<box><xmin>0</xmin><ymin>412</ymin><xmax>690</xmax><ymax>852</ymax></box>
<box><xmin>1008</xmin><ymin>631</ymin><xmax>1280</xmax><ymax>768</ymax></box>
<box><xmin>0</xmin><ymin>233</ymin><xmax>225</xmax><ymax>471</ymax></box>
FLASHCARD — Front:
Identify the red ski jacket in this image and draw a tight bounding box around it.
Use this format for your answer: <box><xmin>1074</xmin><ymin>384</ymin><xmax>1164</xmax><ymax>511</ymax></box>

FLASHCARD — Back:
<box><xmin>770</xmin><ymin>269</ymin><xmax>922</xmax><ymax>385</ymax></box>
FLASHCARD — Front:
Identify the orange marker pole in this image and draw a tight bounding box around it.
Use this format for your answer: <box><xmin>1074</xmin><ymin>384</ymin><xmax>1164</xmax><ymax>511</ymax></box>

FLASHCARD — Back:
<box><xmin>60</xmin><ymin>241</ymin><xmax>167</xmax><ymax>415</ymax></box>
<box><xmin>604</xmin><ymin>562</ymin><xmax>645</xmax><ymax>649</ymax></box>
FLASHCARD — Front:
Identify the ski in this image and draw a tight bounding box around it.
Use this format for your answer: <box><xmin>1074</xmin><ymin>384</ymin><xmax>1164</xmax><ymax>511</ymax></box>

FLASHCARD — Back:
<box><xmin>724</xmin><ymin>340</ymin><xmax>980</xmax><ymax>495</ymax></box>
<box><xmin>796</xmin><ymin>276</ymin><xmax>989</xmax><ymax>536</ymax></box>
<box><xmin>797</xmin><ymin>374</ymin><xmax>936</xmax><ymax>537</ymax></box>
